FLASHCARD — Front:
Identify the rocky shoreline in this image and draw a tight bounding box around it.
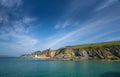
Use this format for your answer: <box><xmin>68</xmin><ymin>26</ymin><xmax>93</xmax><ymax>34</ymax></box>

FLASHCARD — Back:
<box><xmin>20</xmin><ymin>41</ymin><xmax>120</xmax><ymax>61</ymax></box>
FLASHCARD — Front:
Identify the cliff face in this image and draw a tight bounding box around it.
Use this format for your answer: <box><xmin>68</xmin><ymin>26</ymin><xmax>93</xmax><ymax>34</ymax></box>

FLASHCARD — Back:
<box><xmin>21</xmin><ymin>41</ymin><xmax>120</xmax><ymax>60</ymax></box>
<box><xmin>51</xmin><ymin>45</ymin><xmax>120</xmax><ymax>60</ymax></box>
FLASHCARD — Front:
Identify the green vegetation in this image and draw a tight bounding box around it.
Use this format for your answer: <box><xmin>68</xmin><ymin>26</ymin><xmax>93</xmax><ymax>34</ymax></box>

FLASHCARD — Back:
<box><xmin>73</xmin><ymin>41</ymin><xmax>120</xmax><ymax>48</ymax></box>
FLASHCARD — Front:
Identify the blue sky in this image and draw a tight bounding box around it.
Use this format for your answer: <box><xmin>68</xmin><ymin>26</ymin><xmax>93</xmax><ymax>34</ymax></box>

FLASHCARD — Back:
<box><xmin>0</xmin><ymin>0</ymin><xmax>120</xmax><ymax>56</ymax></box>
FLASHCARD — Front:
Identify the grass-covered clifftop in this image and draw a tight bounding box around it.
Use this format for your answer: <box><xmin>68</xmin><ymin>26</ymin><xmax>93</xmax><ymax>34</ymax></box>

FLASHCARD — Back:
<box><xmin>21</xmin><ymin>41</ymin><xmax>120</xmax><ymax>60</ymax></box>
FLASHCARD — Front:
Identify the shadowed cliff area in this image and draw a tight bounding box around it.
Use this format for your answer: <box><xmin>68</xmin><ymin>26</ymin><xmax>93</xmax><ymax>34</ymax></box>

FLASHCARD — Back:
<box><xmin>21</xmin><ymin>41</ymin><xmax>120</xmax><ymax>61</ymax></box>
<box><xmin>101</xmin><ymin>71</ymin><xmax>120</xmax><ymax>77</ymax></box>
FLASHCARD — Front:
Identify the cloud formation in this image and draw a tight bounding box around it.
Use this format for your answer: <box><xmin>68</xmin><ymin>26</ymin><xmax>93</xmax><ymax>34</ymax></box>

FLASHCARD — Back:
<box><xmin>0</xmin><ymin>0</ymin><xmax>120</xmax><ymax>56</ymax></box>
<box><xmin>96</xmin><ymin>0</ymin><xmax>119</xmax><ymax>11</ymax></box>
<box><xmin>0</xmin><ymin>17</ymin><xmax>38</xmax><ymax>55</ymax></box>
<box><xmin>0</xmin><ymin>0</ymin><xmax>38</xmax><ymax>56</ymax></box>
<box><xmin>0</xmin><ymin>0</ymin><xmax>22</xmax><ymax>8</ymax></box>
<box><xmin>44</xmin><ymin>1</ymin><xmax>120</xmax><ymax>49</ymax></box>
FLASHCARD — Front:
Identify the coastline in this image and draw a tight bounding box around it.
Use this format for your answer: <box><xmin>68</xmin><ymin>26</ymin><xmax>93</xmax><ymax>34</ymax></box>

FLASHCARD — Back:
<box><xmin>20</xmin><ymin>56</ymin><xmax>120</xmax><ymax>62</ymax></box>
<box><xmin>20</xmin><ymin>41</ymin><xmax>120</xmax><ymax>61</ymax></box>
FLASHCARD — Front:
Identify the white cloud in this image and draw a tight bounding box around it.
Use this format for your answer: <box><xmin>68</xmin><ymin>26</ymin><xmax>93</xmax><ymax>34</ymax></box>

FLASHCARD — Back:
<box><xmin>54</xmin><ymin>20</ymin><xmax>71</xmax><ymax>29</ymax></box>
<box><xmin>0</xmin><ymin>1</ymin><xmax>38</xmax><ymax>55</ymax></box>
<box><xmin>0</xmin><ymin>17</ymin><xmax>39</xmax><ymax>55</ymax></box>
<box><xmin>22</xmin><ymin>17</ymin><xmax>36</xmax><ymax>24</ymax></box>
<box><xmin>96</xmin><ymin>0</ymin><xmax>118</xmax><ymax>11</ymax></box>
<box><xmin>0</xmin><ymin>0</ymin><xmax>22</xmax><ymax>8</ymax></box>
<box><xmin>62</xmin><ymin>21</ymin><xmax>71</xmax><ymax>28</ymax></box>
<box><xmin>0</xmin><ymin>25</ymin><xmax>38</xmax><ymax>47</ymax></box>
<box><xmin>0</xmin><ymin>0</ymin><xmax>23</xmax><ymax>25</ymax></box>
<box><xmin>15</xmin><ymin>35</ymin><xmax>38</xmax><ymax>47</ymax></box>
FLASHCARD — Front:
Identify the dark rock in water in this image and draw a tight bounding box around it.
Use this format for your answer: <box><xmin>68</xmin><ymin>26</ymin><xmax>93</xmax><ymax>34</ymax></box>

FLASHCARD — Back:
<box><xmin>101</xmin><ymin>72</ymin><xmax>120</xmax><ymax>77</ymax></box>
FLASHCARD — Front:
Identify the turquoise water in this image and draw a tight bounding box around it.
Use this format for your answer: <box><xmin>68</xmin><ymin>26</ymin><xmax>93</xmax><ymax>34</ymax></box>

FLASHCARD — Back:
<box><xmin>0</xmin><ymin>58</ymin><xmax>120</xmax><ymax>77</ymax></box>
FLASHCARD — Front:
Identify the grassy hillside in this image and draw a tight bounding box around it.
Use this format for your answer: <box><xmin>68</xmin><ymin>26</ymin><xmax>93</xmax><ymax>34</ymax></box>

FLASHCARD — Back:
<box><xmin>73</xmin><ymin>41</ymin><xmax>120</xmax><ymax>47</ymax></box>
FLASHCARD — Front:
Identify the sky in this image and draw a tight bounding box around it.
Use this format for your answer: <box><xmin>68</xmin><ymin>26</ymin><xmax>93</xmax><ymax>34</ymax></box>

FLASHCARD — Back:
<box><xmin>0</xmin><ymin>0</ymin><xmax>120</xmax><ymax>56</ymax></box>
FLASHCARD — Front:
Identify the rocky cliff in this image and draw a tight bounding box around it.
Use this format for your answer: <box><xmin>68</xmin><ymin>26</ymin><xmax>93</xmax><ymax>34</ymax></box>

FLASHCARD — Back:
<box><xmin>21</xmin><ymin>41</ymin><xmax>120</xmax><ymax>61</ymax></box>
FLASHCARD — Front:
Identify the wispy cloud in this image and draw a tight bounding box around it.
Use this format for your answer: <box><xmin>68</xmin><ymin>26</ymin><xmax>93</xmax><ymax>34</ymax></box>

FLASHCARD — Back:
<box><xmin>96</xmin><ymin>0</ymin><xmax>119</xmax><ymax>11</ymax></box>
<box><xmin>0</xmin><ymin>0</ymin><xmax>22</xmax><ymax>8</ymax></box>
<box><xmin>0</xmin><ymin>0</ymin><xmax>120</xmax><ymax>56</ymax></box>
<box><xmin>54</xmin><ymin>20</ymin><xmax>71</xmax><ymax>29</ymax></box>
<box><xmin>0</xmin><ymin>16</ymin><xmax>38</xmax><ymax>55</ymax></box>
<box><xmin>44</xmin><ymin>14</ymin><xmax>120</xmax><ymax>49</ymax></box>
<box><xmin>23</xmin><ymin>16</ymin><xmax>36</xmax><ymax>24</ymax></box>
<box><xmin>11</xmin><ymin>0</ymin><xmax>119</xmax><ymax>51</ymax></box>
<box><xmin>0</xmin><ymin>0</ymin><xmax>40</xmax><ymax>56</ymax></box>
<box><xmin>0</xmin><ymin>0</ymin><xmax>23</xmax><ymax>25</ymax></box>
<box><xmin>44</xmin><ymin>21</ymin><xmax>101</xmax><ymax>49</ymax></box>
<box><xmin>54</xmin><ymin>0</ymin><xmax>89</xmax><ymax>29</ymax></box>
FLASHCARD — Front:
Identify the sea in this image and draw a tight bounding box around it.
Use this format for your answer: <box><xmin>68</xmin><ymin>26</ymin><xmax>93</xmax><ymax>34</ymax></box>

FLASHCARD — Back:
<box><xmin>0</xmin><ymin>57</ymin><xmax>120</xmax><ymax>77</ymax></box>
